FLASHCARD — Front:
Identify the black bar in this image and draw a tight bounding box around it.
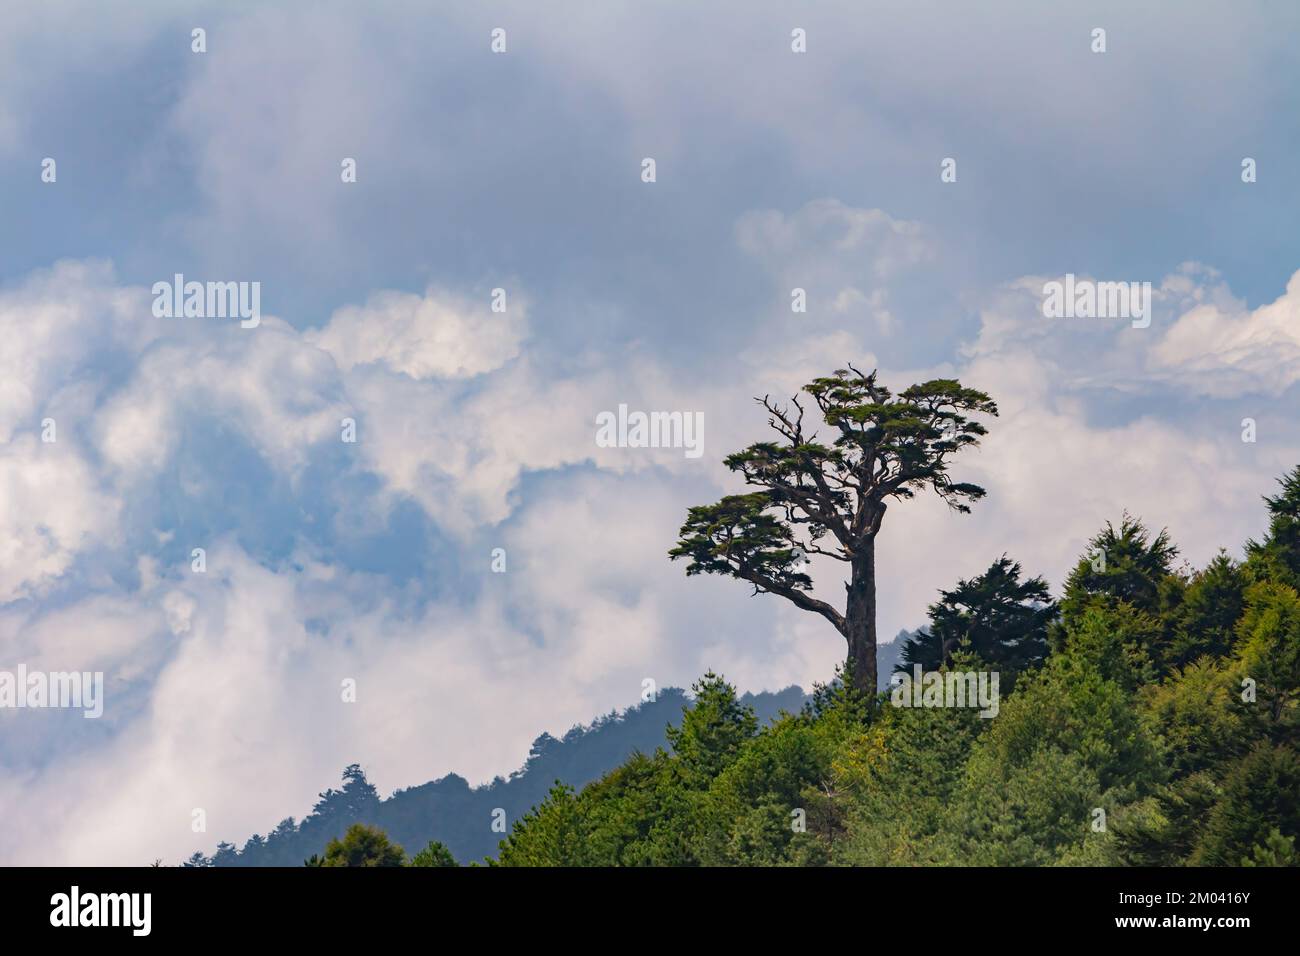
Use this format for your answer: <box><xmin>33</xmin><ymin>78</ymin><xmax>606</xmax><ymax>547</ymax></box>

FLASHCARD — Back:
<box><xmin>0</xmin><ymin>865</ymin><xmax>1286</xmax><ymax>941</ymax></box>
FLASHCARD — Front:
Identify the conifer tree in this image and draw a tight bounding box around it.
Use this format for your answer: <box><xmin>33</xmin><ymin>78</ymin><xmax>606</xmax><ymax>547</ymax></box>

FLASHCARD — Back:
<box><xmin>671</xmin><ymin>367</ymin><xmax>997</xmax><ymax>695</ymax></box>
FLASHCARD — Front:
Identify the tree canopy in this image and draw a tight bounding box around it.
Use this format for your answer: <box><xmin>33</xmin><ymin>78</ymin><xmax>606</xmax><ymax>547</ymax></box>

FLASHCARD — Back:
<box><xmin>671</xmin><ymin>366</ymin><xmax>998</xmax><ymax>694</ymax></box>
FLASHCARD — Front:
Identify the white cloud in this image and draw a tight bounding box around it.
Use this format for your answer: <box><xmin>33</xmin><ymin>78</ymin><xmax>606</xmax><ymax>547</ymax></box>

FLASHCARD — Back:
<box><xmin>0</xmin><ymin>259</ymin><xmax>152</xmax><ymax>443</ymax></box>
<box><xmin>961</xmin><ymin>264</ymin><xmax>1300</xmax><ymax>402</ymax></box>
<box><xmin>0</xmin><ymin>435</ymin><xmax>119</xmax><ymax>603</ymax></box>
<box><xmin>94</xmin><ymin>322</ymin><xmax>348</xmax><ymax>481</ymax></box>
<box><xmin>309</xmin><ymin>287</ymin><xmax>526</xmax><ymax>380</ymax></box>
<box><xmin>1149</xmin><ymin>269</ymin><xmax>1300</xmax><ymax>396</ymax></box>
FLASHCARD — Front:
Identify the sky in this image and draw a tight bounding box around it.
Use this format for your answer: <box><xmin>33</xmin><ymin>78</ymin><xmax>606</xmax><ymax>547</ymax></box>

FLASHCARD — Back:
<box><xmin>1</xmin><ymin>0</ymin><xmax>1299</xmax><ymax>865</ymax></box>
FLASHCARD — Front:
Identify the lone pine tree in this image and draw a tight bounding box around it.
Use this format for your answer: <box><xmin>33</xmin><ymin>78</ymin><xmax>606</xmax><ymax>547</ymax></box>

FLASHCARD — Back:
<box><xmin>670</xmin><ymin>366</ymin><xmax>997</xmax><ymax>696</ymax></box>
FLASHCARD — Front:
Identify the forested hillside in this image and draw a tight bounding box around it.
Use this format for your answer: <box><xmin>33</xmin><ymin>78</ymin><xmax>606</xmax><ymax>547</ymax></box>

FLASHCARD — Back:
<box><xmin>185</xmin><ymin>684</ymin><xmax>809</xmax><ymax>866</ymax></box>
<box><xmin>491</xmin><ymin>470</ymin><xmax>1300</xmax><ymax>866</ymax></box>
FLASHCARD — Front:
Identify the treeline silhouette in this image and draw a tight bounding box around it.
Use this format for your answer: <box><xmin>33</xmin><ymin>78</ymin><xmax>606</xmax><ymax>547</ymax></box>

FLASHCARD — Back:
<box><xmin>184</xmin><ymin>683</ymin><xmax>817</xmax><ymax>866</ymax></box>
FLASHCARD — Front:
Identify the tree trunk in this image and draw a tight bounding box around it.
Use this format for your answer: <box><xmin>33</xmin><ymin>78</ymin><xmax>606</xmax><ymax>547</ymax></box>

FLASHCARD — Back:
<box><xmin>845</xmin><ymin>536</ymin><xmax>878</xmax><ymax>698</ymax></box>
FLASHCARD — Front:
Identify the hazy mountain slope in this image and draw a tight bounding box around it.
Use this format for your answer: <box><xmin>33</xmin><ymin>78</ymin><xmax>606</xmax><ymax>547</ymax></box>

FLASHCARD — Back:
<box><xmin>196</xmin><ymin>684</ymin><xmax>810</xmax><ymax>866</ymax></box>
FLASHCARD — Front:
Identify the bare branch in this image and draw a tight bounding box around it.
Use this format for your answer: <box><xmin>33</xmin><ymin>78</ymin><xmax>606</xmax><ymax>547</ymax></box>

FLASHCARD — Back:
<box><xmin>737</xmin><ymin>569</ymin><xmax>847</xmax><ymax>635</ymax></box>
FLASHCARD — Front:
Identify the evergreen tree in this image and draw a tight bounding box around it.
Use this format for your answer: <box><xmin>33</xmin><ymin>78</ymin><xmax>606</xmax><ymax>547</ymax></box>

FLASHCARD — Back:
<box><xmin>664</xmin><ymin>673</ymin><xmax>759</xmax><ymax>787</ymax></box>
<box><xmin>238</xmin><ymin>833</ymin><xmax>265</xmax><ymax>865</ymax></box>
<box><xmin>1192</xmin><ymin>742</ymin><xmax>1300</xmax><ymax>865</ymax></box>
<box><xmin>409</xmin><ymin>840</ymin><xmax>458</xmax><ymax>867</ymax></box>
<box><xmin>1060</xmin><ymin>514</ymin><xmax>1178</xmax><ymax>623</ymax></box>
<box><xmin>315</xmin><ymin>823</ymin><xmax>406</xmax><ymax>867</ymax></box>
<box><xmin>1246</xmin><ymin>466</ymin><xmax>1300</xmax><ymax>586</ymax></box>
<box><xmin>211</xmin><ymin>841</ymin><xmax>238</xmax><ymax>867</ymax></box>
<box><xmin>338</xmin><ymin>763</ymin><xmax>381</xmax><ymax>817</ymax></box>
<box><xmin>1233</xmin><ymin>581</ymin><xmax>1300</xmax><ymax>738</ymax></box>
<box><xmin>1241</xmin><ymin>828</ymin><xmax>1297</xmax><ymax>866</ymax></box>
<box><xmin>1056</xmin><ymin>514</ymin><xmax>1182</xmax><ymax>671</ymax></box>
<box><xmin>1166</xmin><ymin>551</ymin><xmax>1245</xmax><ymax>668</ymax></box>
<box><xmin>671</xmin><ymin>367</ymin><xmax>997</xmax><ymax>695</ymax></box>
<box><xmin>899</xmin><ymin>554</ymin><xmax>1054</xmax><ymax>678</ymax></box>
<box><xmin>493</xmin><ymin>783</ymin><xmax>584</xmax><ymax>866</ymax></box>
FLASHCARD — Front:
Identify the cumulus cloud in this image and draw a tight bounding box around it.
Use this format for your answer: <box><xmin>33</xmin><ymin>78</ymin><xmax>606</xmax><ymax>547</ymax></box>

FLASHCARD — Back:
<box><xmin>1149</xmin><ymin>269</ymin><xmax>1300</xmax><ymax>396</ymax></box>
<box><xmin>0</xmin><ymin>436</ymin><xmax>119</xmax><ymax>603</ymax></box>
<box><xmin>309</xmin><ymin>287</ymin><xmax>526</xmax><ymax>380</ymax></box>
<box><xmin>960</xmin><ymin>262</ymin><xmax>1300</xmax><ymax>403</ymax></box>
<box><xmin>94</xmin><ymin>320</ymin><xmax>349</xmax><ymax>481</ymax></box>
<box><xmin>0</xmin><ymin>259</ymin><xmax>153</xmax><ymax>443</ymax></box>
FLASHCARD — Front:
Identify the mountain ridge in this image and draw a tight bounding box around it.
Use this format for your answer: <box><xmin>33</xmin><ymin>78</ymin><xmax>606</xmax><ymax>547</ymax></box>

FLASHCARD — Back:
<box><xmin>189</xmin><ymin>636</ymin><xmax>909</xmax><ymax>866</ymax></box>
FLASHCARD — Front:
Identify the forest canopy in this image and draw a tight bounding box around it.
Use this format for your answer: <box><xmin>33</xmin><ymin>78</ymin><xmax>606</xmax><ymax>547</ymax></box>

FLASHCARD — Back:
<box><xmin>493</xmin><ymin>468</ymin><xmax>1300</xmax><ymax>866</ymax></box>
